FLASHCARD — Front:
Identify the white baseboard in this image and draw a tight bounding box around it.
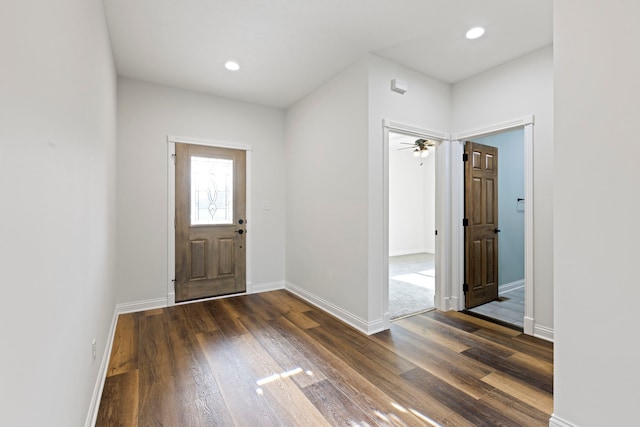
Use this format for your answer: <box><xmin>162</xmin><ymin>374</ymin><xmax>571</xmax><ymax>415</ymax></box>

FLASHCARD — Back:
<box><xmin>524</xmin><ymin>316</ymin><xmax>535</xmax><ymax>336</ymax></box>
<box><xmin>248</xmin><ymin>280</ymin><xmax>285</xmax><ymax>294</ymax></box>
<box><xmin>116</xmin><ymin>296</ymin><xmax>168</xmax><ymax>315</ymax></box>
<box><xmin>285</xmin><ymin>281</ymin><xmax>384</xmax><ymax>335</ymax></box>
<box><xmin>85</xmin><ymin>307</ymin><xmax>119</xmax><ymax>427</ymax></box>
<box><xmin>446</xmin><ymin>295</ymin><xmax>461</xmax><ymax>311</ymax></box>
<box><xmin>117</xmin><ymin>281</ymin><xmax>286</xmax><ymax>315</ymax></box>
<box><xmin>389</xmin><ymin>249</ymin><xmax>434</xmax><ymax>257</ymax></box>
<box><xmin>549</xmin><ymin>414</ymin><xmax>578</xmax><ymax>427</ymax></box>
<box><xmin>499</xmin><ymin>279</ymin><xmax>525</xmax><ymax>294</ymax></box>
<box><xmin>534</xmin><ymin>323</ymin><xmax>554</xmax><ymax>342</ymax></box>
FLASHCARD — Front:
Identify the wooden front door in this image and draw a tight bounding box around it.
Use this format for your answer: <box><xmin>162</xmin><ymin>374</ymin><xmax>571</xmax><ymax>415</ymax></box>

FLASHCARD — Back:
<box><xmin>464</xmin><ymin>141</ymin><xmax>499</xmax><ymax>309</ymax></box>
<box><xmin>175</xmin><ymin>143</ymin><xmax>246</xmax><ymax>302</ymax></box>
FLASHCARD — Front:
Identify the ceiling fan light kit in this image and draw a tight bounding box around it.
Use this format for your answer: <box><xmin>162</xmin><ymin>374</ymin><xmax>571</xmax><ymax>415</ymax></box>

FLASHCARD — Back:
<box><xmin>413</xmin><ymin>147</ymin><xmax>429</xmax><ymax>158</ymax></box>
<box><xmin>400</xmin><ymin>138</ymin><xmax>433</xmax><ymax>164</ymax></box>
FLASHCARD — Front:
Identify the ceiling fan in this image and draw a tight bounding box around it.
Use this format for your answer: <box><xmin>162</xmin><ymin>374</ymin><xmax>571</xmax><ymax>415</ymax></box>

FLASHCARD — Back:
<box><xmin>398</xmin><ymin>138</ymin><xmax>435</xmax><ymax>158</ymax></box>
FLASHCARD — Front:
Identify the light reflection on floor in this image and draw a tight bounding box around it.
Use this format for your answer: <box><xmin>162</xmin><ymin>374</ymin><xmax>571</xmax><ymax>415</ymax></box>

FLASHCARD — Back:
<box><xmin>253</xmin><ymin>367</ymin><xmax>443</xmax><ymax>426</ymax></box>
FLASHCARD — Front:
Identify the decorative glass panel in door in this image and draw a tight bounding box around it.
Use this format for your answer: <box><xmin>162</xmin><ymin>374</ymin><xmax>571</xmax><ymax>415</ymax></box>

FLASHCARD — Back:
<box><xmin>190</xmin><ymin>156</ymin><xmax>234</xmax><ymax>225</ymax></box>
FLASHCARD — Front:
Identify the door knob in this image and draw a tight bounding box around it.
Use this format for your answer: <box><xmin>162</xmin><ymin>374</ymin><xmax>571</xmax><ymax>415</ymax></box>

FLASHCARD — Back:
<box><xmin>494</xmin><ymin>228</ymin><xmax>501</xmax><ymax>233</ymax></box>
<box><xmin>235</xmin><ymin>229</ymin><xmax>245</xmax><ymax>235</ymax></box>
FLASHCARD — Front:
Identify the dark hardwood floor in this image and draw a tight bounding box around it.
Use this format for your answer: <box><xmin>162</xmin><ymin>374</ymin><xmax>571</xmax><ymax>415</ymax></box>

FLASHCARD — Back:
<box><xmin>97</xmin><ymin>290</ymin><xmax>553</xmax><ymax>426</ymax></box>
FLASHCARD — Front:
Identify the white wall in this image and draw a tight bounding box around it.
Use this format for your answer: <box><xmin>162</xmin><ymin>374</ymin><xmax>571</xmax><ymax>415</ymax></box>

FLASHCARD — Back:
<box><xmin>0</xmin><ymin>0</ymin><xmax>117</xmax><ymax>425</ymax></box>
<box><xmin>285</xmin><ymin>58</ymin><xmax>370</xmax><ymax>322</ymax></box>
<box><xmin>452</xmin><ymin>46</ymin><xmax>554</xmax><ymax>334</ymax></box>
<box><xmin>389</xmin><ymin>137</ymin><xmax>436</xmax><ymax>256</ymax></box>
<box><xmin>117</xmin><ymin>78</ymin><xmax>286</xmax><ymax>303</ymax></box>
<box><xmin>553</xmin><ymin>1</ymin><xmax>640</xmax><ymax>425</ymax></box>
<box><xmin>286</xmin><ymin>55</ymin><xmax>450</xmax><ymax>331</ymax></box>
<box><xmin>367</xmin><ymin>54</ymin><xmax>451</xmax><ymax>325</ymax></box>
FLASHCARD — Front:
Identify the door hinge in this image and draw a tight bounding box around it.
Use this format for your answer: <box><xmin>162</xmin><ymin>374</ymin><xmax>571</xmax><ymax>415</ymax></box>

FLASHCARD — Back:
<box><xmin>462</xmin><ymin>218</ymin><xmax>469</xmax><ymax>227</ymax></box>
<box><xmin>171</xmin><ymin>153</ymin><xmax>176</xmax><ymax>165</ymax></box>
<box><xmin>462</xmin><ymin>153</ymin><xmax>469</xmax><ymax>162</ymax></box>
<box><xmin>435</xmin><ymin>229</ymin><xmax>438</xmax><ymax>236</ymax></box>
<box><xmin>463</xmin><ymin>283</ymin><xmax>469</xmax><ymax>293</ymax></box>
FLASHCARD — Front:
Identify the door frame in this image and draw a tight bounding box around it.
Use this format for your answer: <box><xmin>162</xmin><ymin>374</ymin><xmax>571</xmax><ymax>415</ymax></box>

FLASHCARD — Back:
<box><xmin>451</xmin><ymin>115</ymin><xmax>535</xmax><ymax>334</ymax></box>
<box><xmin>167</xmin><ymin>135</ymin><xmax>253</xmax><ymax>306</ymax></box>
<box><xmin>382</xmin><ymin>119</ymin><xmax>451</xmax><ymax>328</ymax></box>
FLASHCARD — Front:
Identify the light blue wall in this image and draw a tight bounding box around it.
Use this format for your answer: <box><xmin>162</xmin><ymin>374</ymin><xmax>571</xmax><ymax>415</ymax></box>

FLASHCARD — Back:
<box><xmin>472</xmin><ymin>129</ymin><xmax>524</xmax><ymax>288</ymax></box>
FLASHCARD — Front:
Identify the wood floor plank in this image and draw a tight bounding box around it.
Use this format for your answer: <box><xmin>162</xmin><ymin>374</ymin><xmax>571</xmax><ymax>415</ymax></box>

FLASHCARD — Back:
<box><xmin>395</xmin><ymin>314</ymin><xmax>472</xmax><ymax>353</ymax></box>
<box><xmin>180</xmin><ymin>393</ymin><xmax>233</xmax><ymax>427</ymax></box>
<box><xmin>163</xmin><ymin>305</ymin><xmax>226</xmax><ymax>406</ymax></box>
<box><xmin>97</xmin><ymin>291</ymin><xmax>553</xmax><ymax>426</ymax></box>
<box><xmin>106</xmin><ymin>312</ymin><xmax>139</xmax><ymax>377</ymax></box>
<box><xmin>196</xmin><ymin>330</ymin><xmax>282</xmax><ymax>426</ymax></box>
<box><xmin>202</xmin><ymin>298</ymin><xmax>250</xmax><ymax>338</ymax></box>
<box><xmin>236</xmin><ymin>293</ymin><xmax>282</xmax><ymax>321</ymax></box>
<box><xmin>142</xmin><ymin>308</ymin><xmax>164</xmax><ymax>316</ymax></box>
<box><xmin>237</xmin><ymin>313</ymin><xmax>327</xmax><ymax>388</ymax></box>
<box><xmin>136</xmin><ymin>313</ymin><xmax>182</xmax><ymax>425</ymax></box>
<box><xmin>424</xmin><ymin>310</ymin><xmax>481</xmax><ymax>333</ymax></box>
<box><xmin>446</xmin><ymin>310</ymin><xmax>522</xmax><ymax>336</ymax></box>
<box><xmin>306</xmin><ymin>325</ymin><xmax>458</xmax><ymax>423</ymax></box>
<box><xmin>269</xmin><ymin>316</ymin><xmax>430</xmax><ymax>427</ymax></box>
<box><xmin>229</xmin><ymin>332</ymin><xmax>331</xmax><ymax>426</ymax></box>
<box><xmin>282</xmin><ymin>309</ymin><xmax>321</xmax><ymax>329</ymax></box>
<box><xmin>472</xmin><ymin>327</ymin><xmax>554</xmax><ymax>363</ymax></box>
<box><xmin>96</xmin><ymin>370</ymin><xmax>139</xmax><ymax>426</ymax></box>
<box><xmin>176</xmin><ymin>302</ymin><xmax>219</xmax><ymax>334</ymax></box>
<box><xmin>507</xmin><ymin>351</ymin><xmax>554</xmax><ymax>377</ymax></box>
<box><xmin>513</xmin><ymin>332</ymin><xmax>554</xmax><ymax>351</ymax></box>
<box><xmin>304</xmin><ymin>309</ymin><xmax>417</xmax><ymax>376</ymax></box>
<box><xmin>402</xmin><ymin>313</ymin><xmax>516</xmax><ymax>360</ymax></box>
<box><xmin>462</xmin><ymin>346</ymin><xmax>553</xmax><ymax>394</ymax></box>
<box><xmin>138</xmin><ymin>380</ymin><xmax>185</xmax><ymax>426</ymax></box>
<box><xmin>480</xmin><ymin>388</ymin><xmax>550</xmax><ymax>427</ymax></box>
<box><xmin>481</xmin><ymin>371</ymin><xmax>554</xmax><ymax>414</ymax></box>
<box><xmin>401</xmin><ymin>367</ymin><xmax>527</xmax><ymax>427</ymax></box>
<box><xmin>301</xmin><ymin>379</ymin><xmax>381</xmax><ymax>426</ymax></box>
<box><xmin>372</xmin><ymin>326</ymin><xmax>495</xmax><ymax>399</ymax></box>
<box><xmin>258</xmin><ymin>289</ymin><xmax>314</xmax><ymax>314</ymax></box>
<box><xmin>137</xmin><ymin>312</ymin><xmax>175</xmax><ymax>384</ymax></box>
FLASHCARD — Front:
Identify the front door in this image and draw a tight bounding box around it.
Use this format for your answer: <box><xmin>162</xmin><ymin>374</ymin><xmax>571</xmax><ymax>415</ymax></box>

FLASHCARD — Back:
<box><xmin>464</xmin><ymin>141</ymin><xmax>499</xmax><ymax>308</ymax></box>
<box><xmin>175</xmin><ymin>143</ymin><xmax>246</xmax><ymax>302</ymax></box>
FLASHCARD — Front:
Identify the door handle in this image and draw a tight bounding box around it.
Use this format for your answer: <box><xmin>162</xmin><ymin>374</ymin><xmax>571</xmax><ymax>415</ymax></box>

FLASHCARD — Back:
<box><xmin>235</xmin><ymin>229</ymin><xmax>245</xmax><ymax>235</ymax></box>
<box><xmin>494</xmin><ymin>228</ymin><xmax>501</xmax><ymax>233</ymax></box>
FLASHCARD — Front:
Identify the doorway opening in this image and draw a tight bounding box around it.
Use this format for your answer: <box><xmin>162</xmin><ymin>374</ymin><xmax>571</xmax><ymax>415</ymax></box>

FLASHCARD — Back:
<box><xmin>463</xmin><ymin>129</ymin><xmax>525</xmax><ymax>329</ymax></box>
<box><xmin>388</xmin><ymin>131</ymin><xmax>437</xmax><ymax>320</ymax></box>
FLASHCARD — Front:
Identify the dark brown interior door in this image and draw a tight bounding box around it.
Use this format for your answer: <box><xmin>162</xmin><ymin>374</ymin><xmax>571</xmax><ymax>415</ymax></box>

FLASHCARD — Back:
<box><xmin>175</xmin><ymin>143</ymin><xmax>246</xmax><ymax>302</ymax></box>
<box><xmin>464</xmin><ymin>141</ymin><xmax>499</xmax><ymax>309</ymax></box>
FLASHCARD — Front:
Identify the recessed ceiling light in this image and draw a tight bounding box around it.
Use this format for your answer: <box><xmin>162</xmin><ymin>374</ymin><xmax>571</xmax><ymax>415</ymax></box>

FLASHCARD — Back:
<box><xmin>225</xmin><ymin>61</ymin><xmax>240</xmax><ymax>71</ymax></box>
<box><xmin>466</xmin><ymin>27</ymin><xmax>485</xmax><ymax>40</ymax></box>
